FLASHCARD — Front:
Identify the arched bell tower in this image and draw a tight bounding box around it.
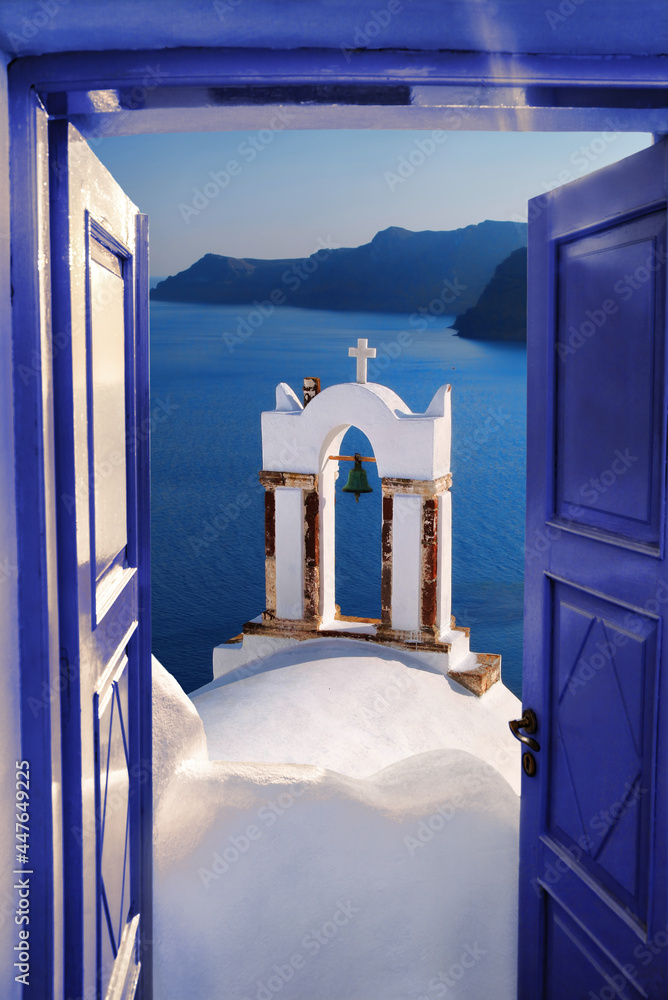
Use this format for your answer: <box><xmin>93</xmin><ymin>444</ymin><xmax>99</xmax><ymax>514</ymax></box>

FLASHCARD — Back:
<box><xmin>259</xmin><ymin>375</ymin><xmax>453</xmax><ymax>642</ymax></box>
<box><xmin>220</xmin><ymin>339</ymin><xmax>502</xmax><ymax>696</ymax></box>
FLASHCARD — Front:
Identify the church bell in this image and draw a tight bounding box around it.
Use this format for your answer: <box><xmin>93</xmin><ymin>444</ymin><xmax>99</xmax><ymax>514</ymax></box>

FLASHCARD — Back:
<box><xmin>341</xmin><ymin>453</ymin><xmax>373</xmax><ymax>503</ymax></box>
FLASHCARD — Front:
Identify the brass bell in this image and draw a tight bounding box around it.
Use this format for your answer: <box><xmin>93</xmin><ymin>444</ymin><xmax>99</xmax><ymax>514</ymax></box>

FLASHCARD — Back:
<box><xmin>341</xmin><ymin>453</ymin><xmax>373</xmax><ymax>503</ymax></box>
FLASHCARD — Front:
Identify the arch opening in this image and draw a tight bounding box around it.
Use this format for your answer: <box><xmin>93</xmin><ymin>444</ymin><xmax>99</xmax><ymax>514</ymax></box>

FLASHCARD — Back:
<box><xmin>334</xmin><ymin>426</ymin><xmax>382</xmax><ymax>621</ymax></box>
<box><xmin>318</xmin><ymin>423</ymin><xmax>382</xmax><ymax>626</ymax></box>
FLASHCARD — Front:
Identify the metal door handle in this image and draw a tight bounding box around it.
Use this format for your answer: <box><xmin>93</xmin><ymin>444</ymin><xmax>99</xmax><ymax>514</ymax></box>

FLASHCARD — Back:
<box><xmin>509</xmin><ymin>709</ymin><xmax>540</xmax><ymax>752</ymax></box>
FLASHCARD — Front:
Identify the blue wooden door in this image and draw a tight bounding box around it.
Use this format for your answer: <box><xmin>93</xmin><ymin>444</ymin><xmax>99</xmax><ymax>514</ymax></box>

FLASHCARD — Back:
<box><xmin>49</xmin><ymin>121</ymin><xmax>152</xmax><ymax>1000</ymax></box>
<box><xmin>519</xmin><ymin>138</ymin><xmax>668</xmax><ymax>998</ymax></box>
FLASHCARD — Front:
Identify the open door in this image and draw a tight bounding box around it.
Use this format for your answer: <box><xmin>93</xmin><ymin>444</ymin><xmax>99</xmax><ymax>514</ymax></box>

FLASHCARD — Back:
<box><xmin>49</xmin><ymin>122</ymin><xmax>152</xmax><ymax>1000</ymax></box>
<box><xmin>519</xmin><ymin>139</ymin><xmax>668</xmax><ymax>998</ymax></box>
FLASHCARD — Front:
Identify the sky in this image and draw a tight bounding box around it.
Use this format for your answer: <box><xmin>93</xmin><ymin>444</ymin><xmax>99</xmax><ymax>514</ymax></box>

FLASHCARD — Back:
<box><xmin>92</xmin><ymin>128</ymin><xmax>653</xmax><ymax>277</ymax></box>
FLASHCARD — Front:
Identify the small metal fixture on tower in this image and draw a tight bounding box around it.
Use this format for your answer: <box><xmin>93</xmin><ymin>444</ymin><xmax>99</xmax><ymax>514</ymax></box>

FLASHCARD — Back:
<box><xmin>341</xmin><ymin>453</ymin><xmax>373</xmax><ymax>503</ymax></box>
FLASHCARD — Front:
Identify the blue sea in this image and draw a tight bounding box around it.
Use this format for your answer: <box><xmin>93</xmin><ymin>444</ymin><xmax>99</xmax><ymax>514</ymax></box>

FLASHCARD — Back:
<box><xmin>149</xmin><ymin>300</ymin><xmax>526</xmax><ymax>697</ymax></box>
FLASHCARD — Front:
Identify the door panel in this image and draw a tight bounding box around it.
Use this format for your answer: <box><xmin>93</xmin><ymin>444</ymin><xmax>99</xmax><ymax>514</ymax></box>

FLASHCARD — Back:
<box><xmin>520</xmin><ymin>139</ymin><xmax>668</xmax><ymax>999</ymax></box>
<box><xmin>544</xmin><ymin>898</ymin><xmax>646</xmax><ymax>1000</ymax></box>
<box><xmin>50</xmin><ymin>120</ymin><xmax>150</xmax><ymax>1000</ymax></box>
<box><xmin>554</xmin><ymin>210</ymin><xmax>666</xmax><ymax>549</ymax></box>
<box><xmin>95</xmin><ymin>654</ymin><xmax>134</xmax><ymax>1000</ymax></box>
<box><xmin>89</xmin><ymin>233</ymin><xmax>129</xmax><ymax>584</ymax></box>
<box><xmin>549</xmin><ymin>580</ymin><xmax>657</xmax><ymax>925</ymax></box>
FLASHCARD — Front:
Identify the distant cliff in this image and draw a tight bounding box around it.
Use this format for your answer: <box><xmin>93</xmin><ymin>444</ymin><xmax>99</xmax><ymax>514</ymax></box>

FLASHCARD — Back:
<box><xmin>151</xmin><ymin>221</ymin><xmax>527</xmax><ymax>316</ymax></box>
<box><xmin>453</xmin><ymin>247</ymin><xmax>527</xmax><ymax>342</ymax></box>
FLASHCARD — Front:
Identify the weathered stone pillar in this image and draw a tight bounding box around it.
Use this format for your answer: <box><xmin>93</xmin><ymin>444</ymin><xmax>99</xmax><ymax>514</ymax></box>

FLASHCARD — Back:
<box><xmin>417</xmin><ymin>482</ymin><xmax>452</xmax><ymax>636</ymax></box>
<box><xmin>259</xmin><ymin>470</ymin><xmax>319</xmax><ymax>626</ymax></box>
<box><xmin>303</xmin><ymin>481</ymin><xmax>320</xmax><ymax>622</ymax></box>
<box><xmin>262</xmin><ymin>483</ymin><xmax>276</xmax><ymax>619</ymax></box>
<box><xmin>436</xmin><ymin>487</ymin><xmax>452</xmax><ymax>634</ymax></box>
<box><xmin>302</xmin><ymin>376</ymin><xmax>321</xmax><ymax>407</ymax></box>
<box><xmin>379</xmin><ymin>474</ymin><xmax>452</xmax><ymax>638</ymax></box>
<box><xmin>421</xmin><ymin>493</ymin><xmax>439</xmax><ymax>634</ymax></box>
<box><xmin>380</xmin><ymin>491</ymin><xmax>393</xmax><ymax>627</ymax></box>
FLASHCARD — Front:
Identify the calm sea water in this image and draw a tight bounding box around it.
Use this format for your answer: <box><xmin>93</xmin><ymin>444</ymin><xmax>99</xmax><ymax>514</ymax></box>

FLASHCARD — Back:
<box><xmin>150</xmin><ymin>300</ymin><xmax>526</xmax><ymax>697</ymax></box>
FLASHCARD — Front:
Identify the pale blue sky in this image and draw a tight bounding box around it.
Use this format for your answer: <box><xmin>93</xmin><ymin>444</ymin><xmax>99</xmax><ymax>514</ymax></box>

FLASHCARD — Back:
<box><xmin>92</xmin><ymin>129</ymin><xmax>652</xmax><ymax>276</ymax></box>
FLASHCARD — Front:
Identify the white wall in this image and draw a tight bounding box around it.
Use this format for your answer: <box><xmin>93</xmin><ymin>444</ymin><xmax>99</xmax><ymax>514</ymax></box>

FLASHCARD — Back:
<box><xmin>263</xmin><ymin>382</ymin><xmax>451</xmax><ymax>481</ymax></box>
<box><xmin>391</xmin><ymin>494</ymin><xmax>422</xmax><ymax>632</ymax></box>
<box><xmin>319</xmin><ymin>460</ymin><xmax>337</xmax><ymax>625</ymax></box>
<box><xmin>275</xmin><ymin>488</ymin><xmax>304</xmax><ymax>619</ymax></box>
<box><xmin>436</xmin><ymin>490</ymin><xmax>452</xmax><ymax>634</ymax></box>
<box><xmin>0</xmin><ymin>51</ymin><xmax>22</xmax><ymax>1000</ymax></box>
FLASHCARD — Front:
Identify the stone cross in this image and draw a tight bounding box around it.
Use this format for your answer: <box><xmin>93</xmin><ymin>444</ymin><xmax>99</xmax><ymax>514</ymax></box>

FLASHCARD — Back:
<box><xmin>348</xmin><ymin>338</ymin><xmax>376</xmax><ymax>384</ymax></box>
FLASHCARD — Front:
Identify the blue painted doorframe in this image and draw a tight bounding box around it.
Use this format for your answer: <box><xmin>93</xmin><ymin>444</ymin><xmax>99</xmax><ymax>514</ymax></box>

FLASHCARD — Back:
<box><xmin>520</xmin><ymin>139</ymin><xmax>668</xmax><ymax>998</ymax></box>
<box><xmin>48</xmin><ymin>118</ymin><xmax>151</xmax><ymax>1000</ymax></box>
<box><xmin>9</xmin><ymin>85</ymin><xmax>59</xmax><ymax>1000</ymax></box>
<box><xmin>9</xmin><ymin>73</ymin><xmax>153</xmax><ymax>1000</ymax></box>
<box><xmin>8</xmin><ymin>44</ymin><xmax>668</xmax><ymax>1000</ymax></box>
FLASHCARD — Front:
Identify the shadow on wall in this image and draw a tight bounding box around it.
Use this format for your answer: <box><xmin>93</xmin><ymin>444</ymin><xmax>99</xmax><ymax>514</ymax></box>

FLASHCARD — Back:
<box><xmin>151</xmin><ymin>656</ymin><xmax>520</xmax><ymax>1000</ymax></box>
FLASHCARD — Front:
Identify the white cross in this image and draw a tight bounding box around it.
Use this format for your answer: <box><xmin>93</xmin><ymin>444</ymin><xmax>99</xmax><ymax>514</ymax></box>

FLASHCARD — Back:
<box><xmin>348</xmin><ymin>338</ymin><xmax>376</xmax><ymax>384</ymax></box>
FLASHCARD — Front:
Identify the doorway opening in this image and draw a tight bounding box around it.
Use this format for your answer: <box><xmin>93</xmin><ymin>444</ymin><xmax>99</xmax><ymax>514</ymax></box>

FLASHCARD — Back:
<box><xmin>92</xmin><ymin>128</ymin><xmax>651</xmax><ymax>700</ymax></box>
<box><xmin>9</xmin><ymin>48</ymin><xmax>664</xmax><ymax>1000</ymax></box>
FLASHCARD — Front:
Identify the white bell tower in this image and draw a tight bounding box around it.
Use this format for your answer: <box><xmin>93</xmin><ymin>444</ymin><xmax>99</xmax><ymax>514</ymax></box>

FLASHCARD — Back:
<box><xmin>215</xmin><ymin>342</ymin><xmax>502</xmax><ymax>696</ymax></box>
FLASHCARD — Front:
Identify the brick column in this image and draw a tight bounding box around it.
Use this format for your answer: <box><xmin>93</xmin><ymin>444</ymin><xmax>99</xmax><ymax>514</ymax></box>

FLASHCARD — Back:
<box><xmin>421</xmin><ymin>494</ymin><xmax>439</xmax><ymax>634</ymax></box>
<box><xmin>303</xmin><ymin>483</ymin><xmax>320</xmax><ymax>622</ymax></box>
<box><xmin>380</xmin><ymin>474</ymin><xmax>452</xmax><ymax>637</ymax></box>
<box><xmin>262</xmin><ymin>485</ymin><xmax>277</xmax><ymax>619</ymax></box>
<box><xmin>380</xmin><ymin>491</ymin><xmax>393</xmax><ymax>627</ymax></box>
